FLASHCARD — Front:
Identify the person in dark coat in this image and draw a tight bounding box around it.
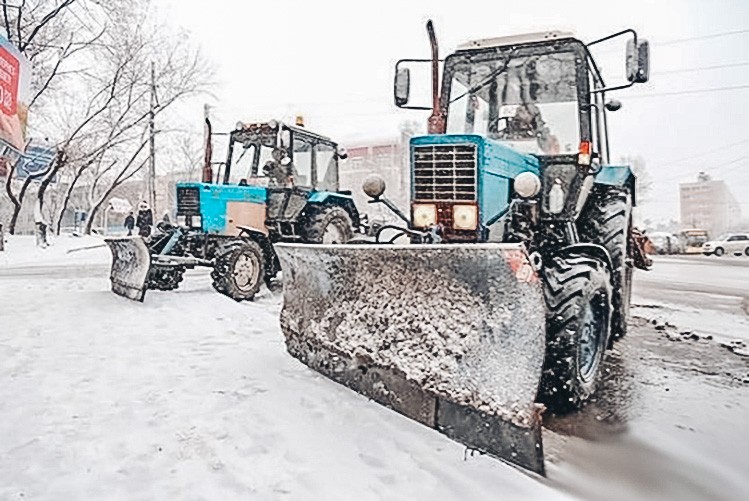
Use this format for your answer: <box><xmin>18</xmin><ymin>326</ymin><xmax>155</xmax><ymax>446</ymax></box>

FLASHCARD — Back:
<box><xmin>136</xmin><ymin>201</ymin><xmax>153</xmax><ymax>237</ymax></box>
<box><xmin>124</xmin><ymin>212</ymin><xmax>135</xmax><ymax>236</ymax></box>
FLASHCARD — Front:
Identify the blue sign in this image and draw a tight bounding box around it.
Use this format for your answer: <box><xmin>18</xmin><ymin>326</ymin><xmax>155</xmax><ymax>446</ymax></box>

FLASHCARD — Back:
<box><xmin>15</xmin><ymin>145</ymin><xmax>56</xmax><ymax>179</ymax></box>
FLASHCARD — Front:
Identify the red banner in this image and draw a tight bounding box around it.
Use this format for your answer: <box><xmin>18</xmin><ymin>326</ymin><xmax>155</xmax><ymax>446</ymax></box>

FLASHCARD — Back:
<box><xmin>0</xmin><ymin>35</ymin><xmax>29</xmax><ymax>154</ymax></box>
<box><xmin>0</xmin><ymin>46</ymin><xmax>19</xmax><ymax>116</ymax></box>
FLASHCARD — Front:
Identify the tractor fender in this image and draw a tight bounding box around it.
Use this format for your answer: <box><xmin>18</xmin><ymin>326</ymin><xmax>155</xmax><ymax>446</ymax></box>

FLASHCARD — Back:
<box><xmin>549</xmin><ymin>243</ymin><xmax>613</xmax><ymax>273</ymax></box>
<box><xmin>236</xmin><ymin>225</ymin><xmax>280</xmax><ymax>278</ymax></box>
<box><xmin>594</xmin><ymin>166</ymin><xmax>636</xmax><ymax>205</ymax></box>
<box><xmin>307</xmin><ymin>192</ymin><xmax>360</xmax><ymax>228</ymax></box>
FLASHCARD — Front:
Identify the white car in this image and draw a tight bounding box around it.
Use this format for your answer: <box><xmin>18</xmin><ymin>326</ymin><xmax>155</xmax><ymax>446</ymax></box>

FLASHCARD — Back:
<box><xmin>702</xmin><ymin>233</ymin><xmax>749</xmax><ymax>256</ymax></box>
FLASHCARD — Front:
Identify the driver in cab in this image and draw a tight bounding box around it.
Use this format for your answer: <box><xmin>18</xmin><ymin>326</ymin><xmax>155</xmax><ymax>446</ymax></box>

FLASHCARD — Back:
<box><xmin>502</xmin><ymin>103</ymin><xmax>560</xmax><ymax>154</ymax></box>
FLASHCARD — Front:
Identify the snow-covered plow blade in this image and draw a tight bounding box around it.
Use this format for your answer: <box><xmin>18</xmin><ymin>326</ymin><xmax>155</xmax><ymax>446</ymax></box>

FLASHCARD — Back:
<box><xmin>104</xmin><ymin>237</ymin><xmax>151</xmax><ymax>302</ymax></box>
<box><xmin>276</xmin><ymin>243</ymin><xmax>547</xmax><ymax>474</ymax></box>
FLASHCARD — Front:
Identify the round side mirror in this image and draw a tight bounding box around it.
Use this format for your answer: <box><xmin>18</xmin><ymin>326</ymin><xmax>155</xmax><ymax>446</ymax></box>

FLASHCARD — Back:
<box><xmin>362</xmin><ymin>174</ymin><xmax>386</xmax><ymax>199</ymax></box>
<box><xmin>605</xmin><ymin>99</ymin><xmax>623</xmax><ymax>112</ymax></box>
<box><xmin>336</xmin><ymin>146</ymin><xmax>348</xmax><ymax>160</ymax></box>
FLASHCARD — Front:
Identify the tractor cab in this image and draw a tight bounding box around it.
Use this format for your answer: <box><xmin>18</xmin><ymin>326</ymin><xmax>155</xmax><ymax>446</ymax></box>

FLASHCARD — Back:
<box><xmin>176</xmin><ymin>120</ymin><xmax>357</xmax><ymax>242</ymax></box>
<box><xmin>221</xmin><ymin>121</ymin><xmax>344</xmax><ymax>193</ymax></box>
<box><xmin>392</xmin><ymin>29</ymin><xmax>649</xmax><ymax>242</ymax></box>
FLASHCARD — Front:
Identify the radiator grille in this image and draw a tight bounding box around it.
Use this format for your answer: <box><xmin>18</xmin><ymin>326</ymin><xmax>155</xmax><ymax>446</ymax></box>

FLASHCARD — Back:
<box><xmin>176</xmin><ymin>186</ymin><xmax>200</xmax><ymax>215</ymax></box>
<box><xmin>413</xmin><ymin>144</ymin><xmax>477</xmax><ymax>201</ymax></box>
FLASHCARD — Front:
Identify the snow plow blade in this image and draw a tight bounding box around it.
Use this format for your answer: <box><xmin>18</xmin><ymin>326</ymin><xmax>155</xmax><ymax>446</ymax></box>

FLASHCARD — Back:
<box><xmin>276</xmin><ymin>243</ymin><xmax>547</xmax><ymax>474</ymax></box>
<box><xmin>104</xmin><ymin>237</ymin><xmax>151</xmax><ymax>302</ymax></box>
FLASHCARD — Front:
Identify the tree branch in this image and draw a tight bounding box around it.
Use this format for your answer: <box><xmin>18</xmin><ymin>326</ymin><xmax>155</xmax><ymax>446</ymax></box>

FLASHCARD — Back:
<box><xmin>21</xmin><ymin>0</ymin><xmax>78</xmax><ymax>52</ymax></box>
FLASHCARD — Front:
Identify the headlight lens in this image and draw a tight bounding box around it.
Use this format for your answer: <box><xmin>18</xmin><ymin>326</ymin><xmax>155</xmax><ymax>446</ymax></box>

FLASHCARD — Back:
<box><xmin>514</xmin><ymin>172</ymin><xmax>541</xmax><ymax>198</ymax></box>
<box><xmin>412</xmin><ymin>204</ymin><xmax>437</xmax><ymax>228</ymax></box>
<box><xmin>176</xmin><ymin>215</ymin><xmax>187</xmax><ymax>227</ymax></box>
<box><xmin>190</xmin><ymin>215</ymin><xmax>202</xmax><ymax>228</ymax></box>
<box><xmin>453</xmin><ymin>204</ymin><xmax>478</xmax><ymax>230</ymax></box>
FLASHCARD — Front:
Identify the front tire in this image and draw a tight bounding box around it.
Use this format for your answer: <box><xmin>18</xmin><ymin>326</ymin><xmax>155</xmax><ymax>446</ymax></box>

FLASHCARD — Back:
<box><xmin>303</xmin><ymin>205</ymin><xmax>354</xmax><ymax>244</ymax></box>
<box><xmin>579</xmin><ymin>189</ymin><xmax>632</xmax><ymax>340</ymax></box>
<box><xmin>714</xmin><ymin>247</ymin><xmax>725</xmax><ymax>257</ymax></box>
<box><xmin>539</xmin><ymin>254</ymin><xmax>612</xmax><ymax>413</ymax></box>
<box><xmin>211</xmin><ymin>241</ymin><xmax>265</xmax><ymax>301</ymax></box>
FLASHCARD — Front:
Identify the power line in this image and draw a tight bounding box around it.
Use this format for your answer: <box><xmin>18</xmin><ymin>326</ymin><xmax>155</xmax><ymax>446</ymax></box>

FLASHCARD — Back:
<box><xmin>656</xmin><ymin>138</ymin><xmax>749</xmax><ymax>168</ymax></box>
<box><xmin>659</xmin><ymin>28</ymin><xmax>749</xmax><ymax>47</ymax></box>
<box><xmin>659</xmin><ymin>155</ymin><xmax>749</xmax><ymax>183</ymax></box>
<box><xmin>625</xmin><ymin>84</ymin><xmax>749</xmax><ymax>99</ymax></box>
<box><xmin>657</xmin><ymin>61</ymin><xmax>749</xmax><ymax>75</ymax></box>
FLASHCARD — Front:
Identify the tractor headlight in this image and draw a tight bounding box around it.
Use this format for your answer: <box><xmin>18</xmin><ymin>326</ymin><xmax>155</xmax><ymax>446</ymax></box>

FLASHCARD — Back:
<box><xmin>176</xmin><ymin>215</ymin><xmax>187</xmax><ymax>227</ymax></box>
<box><xmin>190</xmin><ymin>215</ymin><xmax>202</xmax><ymax>228</ymax></box>
<box><xmin>412</xmin><ymin>203</ymin><xmax>437</xmax><ymax>228</ymax></box>
<box><xmin>514</xmin><ymin>172</ymin><xmax>541</xmax><ymax>198</ymax></box>
<box><xmin>452</xmin><ymin>204</ymin><xmax>478</xmax><ymax>230</ymax></box>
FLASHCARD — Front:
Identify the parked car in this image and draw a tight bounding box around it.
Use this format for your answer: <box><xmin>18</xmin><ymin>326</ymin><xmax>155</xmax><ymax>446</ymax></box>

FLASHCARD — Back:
<box><xmin>702</xmin><ymin>233</ymin><xmax>749</xmax><ymax>256</ymax></box>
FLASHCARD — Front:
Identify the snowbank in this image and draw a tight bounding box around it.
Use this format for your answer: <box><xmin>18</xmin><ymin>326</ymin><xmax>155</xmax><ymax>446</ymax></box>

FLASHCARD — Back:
<box><xmin>0</xmin><ymin>234</ymin><xmax>111</xmax><ymax>268</ymax></box>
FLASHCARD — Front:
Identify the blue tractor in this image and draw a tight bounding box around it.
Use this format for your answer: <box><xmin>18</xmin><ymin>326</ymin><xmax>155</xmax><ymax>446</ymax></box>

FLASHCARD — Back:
<box><xmin>275</xmin><ymin>23</ymin><xmax>652</xmax><ymax>473</ymax></box>
<box><xmin>106</xmin><ymin>121</ymin><xmax>359</xmax><ymax>302</ymax></box>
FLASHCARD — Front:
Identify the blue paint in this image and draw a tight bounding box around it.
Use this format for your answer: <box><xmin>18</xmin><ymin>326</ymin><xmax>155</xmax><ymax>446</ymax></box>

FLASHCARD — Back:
<box><xmin>160</xmin><ymin>227</ymin><xmax>184</xmax><ymax>255</ymax></box>
<box><xmin>594</xmin><ymin>165</ymin><xmax>633</xmax><ymax>187</ymax></box>
<box><xmin>177</xmin><ymin>182</ymin><xmax>267</xmax><ymax>234</ymax></box>
<box><xmin>176</xmin><ymin>183</ymin><xmax>355</xmax><ymax>234</ymax></box>
<box><xmin>410</xmin><ymin>135</ymin><xmax>540</xmax><ymax>226</ymax></box>
<box><xmin>307</xmin><ymin>191</ymin><xmax>354</xmax><ymax>204</ymax></box>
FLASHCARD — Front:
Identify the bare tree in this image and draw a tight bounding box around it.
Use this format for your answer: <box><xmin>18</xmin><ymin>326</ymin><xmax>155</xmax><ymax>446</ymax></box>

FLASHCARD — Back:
<box><xmin>1</xmin><ymin>0</ymin><xmax>210</xmax><ymax>235</ymax></box>
<box><xmin>62</xmin><ymin>3</ymin><xmax>209</xmax><ymax>234</ymax></box>
<box><xmin>1</xmin><ymin>0</ymin><xmax>106</xmax><ymax>233</ymax></box>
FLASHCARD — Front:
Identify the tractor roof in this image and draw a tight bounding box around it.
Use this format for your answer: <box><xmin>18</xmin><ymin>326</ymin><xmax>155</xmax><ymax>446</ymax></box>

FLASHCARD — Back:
<box><xmin>457</xmin><ymin>31</ymin><xmax>577</xmax><ymax>51</ymax></box>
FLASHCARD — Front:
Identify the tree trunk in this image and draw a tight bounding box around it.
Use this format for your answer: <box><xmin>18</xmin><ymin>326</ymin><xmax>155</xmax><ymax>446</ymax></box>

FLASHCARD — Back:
<box><xmin>37</xmin><ymin>151</ymin><xmax>65</xmax><ymax>228</ymax></box>
<box><xmin>6</xmin><ymin>176</ymin><xmax>35</xmax><ymax>235</ymax></box>
<box><xmin>83</xmin><ymin>197</ymin><xmax>106</xmax><ymax>235</ymax></box>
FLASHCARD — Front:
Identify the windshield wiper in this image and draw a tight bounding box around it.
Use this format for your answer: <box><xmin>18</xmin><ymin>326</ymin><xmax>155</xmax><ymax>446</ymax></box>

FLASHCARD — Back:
<box><xmin>449</xmin><ymin>50</ymin><xmax>517</xmax><ymax>104</ymax></box>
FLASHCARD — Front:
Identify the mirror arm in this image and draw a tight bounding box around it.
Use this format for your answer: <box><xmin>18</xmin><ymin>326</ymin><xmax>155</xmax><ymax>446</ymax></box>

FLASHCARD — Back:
<box><xmin>587</xmin><ymin>28</ymin><xmax>637</xmax><ymax>48</ymax></box>
<box><xmin>590</xmin><ymin>80</ymin><xmax>635</xmax><ymax>94</ymax></box>
<box><xmin>399</xmin><ymin>105</ymin><xmax>433</xmax><ymax>111</ymax></box>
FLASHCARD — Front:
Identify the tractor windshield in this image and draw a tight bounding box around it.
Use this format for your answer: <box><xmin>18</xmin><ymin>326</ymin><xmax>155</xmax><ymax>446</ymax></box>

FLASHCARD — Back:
<box><xmin>445</xmin><ymin>48</ymin><xmax>582</xmax><ymax>155</ymax></box>
<box><xmin>226</xmin><ymin>135</ymin><xmax>276</xmax><ymax>185</ymax></box>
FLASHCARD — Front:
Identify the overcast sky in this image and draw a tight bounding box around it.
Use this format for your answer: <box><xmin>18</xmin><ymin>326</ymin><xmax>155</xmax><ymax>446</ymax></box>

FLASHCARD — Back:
<box><xmin>156</xmin><ymin>0</ymin><xmax>749</xmax><ymax>223</ymax></box>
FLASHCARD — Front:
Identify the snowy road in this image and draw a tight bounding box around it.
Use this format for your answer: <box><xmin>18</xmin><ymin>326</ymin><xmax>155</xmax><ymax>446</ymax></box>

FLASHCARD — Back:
<box><xmin>1</xmin><ymin>241</ymin><xmax>747</xmax><ymax>500</ymax></box>
<box><xmin>634</xmin><ymin>255</ymin><xmax>749</xmax><ymax>315</ymax></box>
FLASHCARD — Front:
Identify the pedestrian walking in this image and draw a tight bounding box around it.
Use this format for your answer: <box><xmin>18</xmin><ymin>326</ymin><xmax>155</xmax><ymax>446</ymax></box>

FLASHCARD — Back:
<box><xmin>124</xmin><ymin>211</ymin><xmax>135</xmax><ymax>236</ymax></box>
<box><xmin>136</xmin><ymin>201</ymin><xmax>153</xmax><ymax>238</ymax></box>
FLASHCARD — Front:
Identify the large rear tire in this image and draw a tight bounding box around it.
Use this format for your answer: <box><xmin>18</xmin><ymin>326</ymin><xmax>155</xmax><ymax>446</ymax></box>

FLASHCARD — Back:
<box><xmin>539</xmin><ymin>254</ymin><xmax>612</xmax><ymax>413</ymax></box>
<box><xmin>303</xmin><ymin>205</ymin><xmax>354</xmax><ymax>244</ymax></box>
<box><xmin>580</xmin><ymin>189</ymin><xmax>632</xmax><ymax>340</ymax></box>
<box><xmin>211</xmin><ymin>241</ymin><xmax>265</xmax><ymax>301</ymax></box>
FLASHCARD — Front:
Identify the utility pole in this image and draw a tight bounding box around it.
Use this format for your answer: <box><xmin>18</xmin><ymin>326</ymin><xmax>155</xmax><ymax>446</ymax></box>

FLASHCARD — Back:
<box><xmin>203</xmin><ymin>103</ymin><xmax>213</xmax><ymax>183</ymax></box>
<box><xmin>147</xmin><ymin>61</ymin><xmax>157</xmax><ymax>212</ymax></box>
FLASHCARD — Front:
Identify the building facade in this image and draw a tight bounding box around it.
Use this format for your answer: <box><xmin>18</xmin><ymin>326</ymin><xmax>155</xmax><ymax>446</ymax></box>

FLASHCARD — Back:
<box><xmin>679</xmin><ymin>173</ymin><xmax>742</xmax><ymax>238</ymax></box>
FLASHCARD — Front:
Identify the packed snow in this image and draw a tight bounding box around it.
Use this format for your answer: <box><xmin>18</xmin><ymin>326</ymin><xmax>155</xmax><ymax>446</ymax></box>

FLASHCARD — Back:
<box><xmin>0</xmin><ymin>236</ymin><xmax>567</xmax><ymax>500</ymax></box>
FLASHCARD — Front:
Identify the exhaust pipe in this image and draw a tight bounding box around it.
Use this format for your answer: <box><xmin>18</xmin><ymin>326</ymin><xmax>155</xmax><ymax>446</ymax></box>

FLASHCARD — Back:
<box><xmin>426</xmin><ymin>20</ymin><xmax>445</xmax><ymax>134</ymax></box>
